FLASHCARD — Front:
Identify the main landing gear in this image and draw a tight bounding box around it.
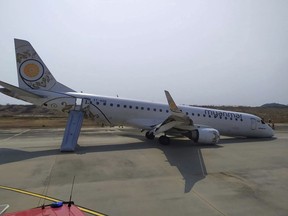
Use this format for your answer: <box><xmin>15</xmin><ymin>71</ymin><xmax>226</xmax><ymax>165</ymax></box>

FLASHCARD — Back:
<box><xmin>158</xmin><ymin>135</ymin><xmax>170</xmax><ymax>145</ymax></box>
<box><xmin>145</xmin><ymin>131</ymin><xmax>155</xmax><ymax>140</ymax></box>
<box><xmin>145</xmin><ymin>132</ymin><xmax>170</xmax><ymax>145</ymax></box>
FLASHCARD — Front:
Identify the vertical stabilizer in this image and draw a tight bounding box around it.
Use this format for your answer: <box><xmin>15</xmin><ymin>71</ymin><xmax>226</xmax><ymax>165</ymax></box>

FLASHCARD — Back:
<box><xmin>14</xmin><ymin>39</ymin><xmax>74</xmax><ymax>92</ymax></box>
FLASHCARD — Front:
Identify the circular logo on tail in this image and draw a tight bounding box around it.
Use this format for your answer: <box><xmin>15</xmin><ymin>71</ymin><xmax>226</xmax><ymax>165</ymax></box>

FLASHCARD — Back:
<box><xmin>19</xmin><ymin>59</ymin><xmax>44</xmax><ymax>81</ymax></box>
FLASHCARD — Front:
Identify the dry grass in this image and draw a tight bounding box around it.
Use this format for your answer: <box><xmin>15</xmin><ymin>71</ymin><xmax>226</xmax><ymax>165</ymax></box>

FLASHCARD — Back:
<box><xmin>0</xmin><ymin>116</ymin><xmax>97</xmax><ymax>129</ymax></box>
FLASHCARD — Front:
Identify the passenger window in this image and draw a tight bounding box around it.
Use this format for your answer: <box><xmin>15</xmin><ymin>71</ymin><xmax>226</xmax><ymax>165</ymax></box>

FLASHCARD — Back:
<box><xmin>124</xmin><ymin>105</ymin><xmax>127</xmax><ymax>108</ymax></box>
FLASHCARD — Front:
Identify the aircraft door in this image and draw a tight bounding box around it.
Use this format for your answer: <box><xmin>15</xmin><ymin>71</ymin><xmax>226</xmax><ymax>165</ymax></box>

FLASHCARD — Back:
<box><xmin>74</xmin><ymin>98</ymin><xmax>90</xmax><ymax>111</ymax></box>
<box><xmin>84</xmin><ymin>100</ymin><xmax>112</xmax><ymax>126</ymax></box>
<box><xmin>251</xmin><ymin>118</ymin><xmax>257</xmax><ymax>130</ymax></box>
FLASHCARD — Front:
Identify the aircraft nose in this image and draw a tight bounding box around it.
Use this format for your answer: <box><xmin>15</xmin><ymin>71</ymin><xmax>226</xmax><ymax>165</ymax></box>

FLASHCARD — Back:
<box><xmin>267</xmin><ymin>125</ymin><xmax>275</xmax><ymax>137</ymax></box>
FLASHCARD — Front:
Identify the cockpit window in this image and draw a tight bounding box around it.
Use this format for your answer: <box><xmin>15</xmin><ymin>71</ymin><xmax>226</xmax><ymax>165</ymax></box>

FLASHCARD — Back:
<box><xmin>261</xmin><ymin>119</ymin><xmax>265</xmax><ymax>124</ymax></box>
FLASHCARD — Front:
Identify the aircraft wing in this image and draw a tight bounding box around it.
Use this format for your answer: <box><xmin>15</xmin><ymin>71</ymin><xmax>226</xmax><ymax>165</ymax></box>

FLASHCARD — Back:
<box><xmin>0</xmin><ymin>80</ymin><xmax>44</xmax><ymax>102</ymax></box>
<box><xmin>151</xmin><ymin>91</ymin><xmax>194</xmax><ymax>135</ymax></box>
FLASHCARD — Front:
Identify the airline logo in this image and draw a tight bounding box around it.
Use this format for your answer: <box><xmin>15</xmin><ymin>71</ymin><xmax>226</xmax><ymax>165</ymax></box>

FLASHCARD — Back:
<box><xmin>19</xmin><ymin>59</ymin><xmax>44</xmax><ymax>81</ymax></box>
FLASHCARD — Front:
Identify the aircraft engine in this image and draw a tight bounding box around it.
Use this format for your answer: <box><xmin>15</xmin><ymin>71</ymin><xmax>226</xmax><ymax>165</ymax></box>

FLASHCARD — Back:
<box><xmin>185</xmin><ymin>128</ymin><xmax>220</xmax><ymax>144</ymax></box>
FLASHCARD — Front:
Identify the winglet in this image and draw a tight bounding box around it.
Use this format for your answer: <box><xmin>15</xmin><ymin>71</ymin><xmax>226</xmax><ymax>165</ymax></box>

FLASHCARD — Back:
<box><xmin>164</xmin><ymin>90</ymin><xmax>181</xmax><ymax>113</ymax></box>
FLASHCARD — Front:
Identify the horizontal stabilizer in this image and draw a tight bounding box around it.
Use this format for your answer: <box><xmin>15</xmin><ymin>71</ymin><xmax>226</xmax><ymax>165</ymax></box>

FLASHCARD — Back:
<box><xmin>0</xmin><ymin>80</ymin><xmax>44</xmax><ymax>102</ymax></box>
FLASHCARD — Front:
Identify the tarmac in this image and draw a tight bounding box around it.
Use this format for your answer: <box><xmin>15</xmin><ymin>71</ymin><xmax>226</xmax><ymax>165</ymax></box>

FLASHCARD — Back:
<box><xmin>0</xmin><ymin>126</ymin><xmax>287</xmax><ymax>216</ymax></box>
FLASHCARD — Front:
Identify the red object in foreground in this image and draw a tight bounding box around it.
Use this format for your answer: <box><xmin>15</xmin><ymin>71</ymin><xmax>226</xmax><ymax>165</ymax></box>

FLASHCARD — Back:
<box><xmin>4</xmin><ymin>203</ymin><xmax>85</xmax><ymax>216</ymax></box>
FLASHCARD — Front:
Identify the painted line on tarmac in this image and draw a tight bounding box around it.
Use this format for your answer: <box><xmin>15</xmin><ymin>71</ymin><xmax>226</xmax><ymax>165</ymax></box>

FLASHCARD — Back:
<box><xmin>0</xmin><ymin>185</ymin><xmax>108</xmax><ymax>216</ymax></box>
<box><xmin>192</xmin><ymin>188</ymin><xmax>226</xmax><ymax>216</ymax></box>
<box><xmin>0</xmin><ymin>129</ymin><xmax>30</xmax><ymax>143</ymax></box>
<box><xmin>0</xmin><ymin>185</ymin><xmax>59</xmax><ymax>202</ymax></box>
<box><xmin>195</xmin><ymin>149</ymin><xmax>226</xmax><ymax>215</ymax></box>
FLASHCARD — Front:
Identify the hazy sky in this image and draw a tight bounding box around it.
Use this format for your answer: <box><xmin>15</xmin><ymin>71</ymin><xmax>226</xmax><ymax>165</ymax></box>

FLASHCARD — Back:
<box><xmin>0</xmin><ymin>0</ymin><xmax>287</xmax><ymax>106</ymax></box>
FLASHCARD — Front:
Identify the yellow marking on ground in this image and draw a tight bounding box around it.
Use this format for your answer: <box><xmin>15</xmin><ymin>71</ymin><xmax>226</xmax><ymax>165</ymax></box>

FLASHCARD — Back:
<box><xmin>0</xmin><ymin>185</ymin><xmax>59</xmax><ymax>202</ymax></box>
<box><xmin>192</xmin><ymin>188</ymin><xmax>226</xmax><ymax>216</ymax></box>
<box><xmin>78</xmin><ymin>206</ymin><xmax>107</xmax><ymax>216</ymax></box>
<box><xmin>0</xmin><ymin>185</ymin><xmax>108</xmax><ymax>216</ymax></box>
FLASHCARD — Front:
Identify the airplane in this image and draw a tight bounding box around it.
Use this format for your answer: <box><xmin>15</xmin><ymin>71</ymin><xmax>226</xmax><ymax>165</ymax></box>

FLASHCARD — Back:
<box><xmin>0</xmin><ymin>39</ymin><xmax>274</xmax><ymax>148</ymax></box>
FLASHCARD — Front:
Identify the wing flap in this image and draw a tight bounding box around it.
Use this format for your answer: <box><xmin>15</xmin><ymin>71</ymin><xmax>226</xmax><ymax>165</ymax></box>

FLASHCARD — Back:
<box><xmin>151</xmin><ymin>91</ymin><xmax>194</xmax><ymax>135</ymax></box>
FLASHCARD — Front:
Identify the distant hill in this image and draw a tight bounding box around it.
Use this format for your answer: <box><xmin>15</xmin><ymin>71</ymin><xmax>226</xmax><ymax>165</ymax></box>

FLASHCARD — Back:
<box><xmin>261</xmin><ymin>103</ymin><xmax>288</xmax><ymax>108</ymax></box>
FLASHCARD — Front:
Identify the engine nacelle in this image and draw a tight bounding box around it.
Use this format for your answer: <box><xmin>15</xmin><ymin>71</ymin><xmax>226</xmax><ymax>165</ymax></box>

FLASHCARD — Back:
<box><xmin>185</xmin><ymin>128</ymin><xmax>220</xmax><ymax>144</ymax></box>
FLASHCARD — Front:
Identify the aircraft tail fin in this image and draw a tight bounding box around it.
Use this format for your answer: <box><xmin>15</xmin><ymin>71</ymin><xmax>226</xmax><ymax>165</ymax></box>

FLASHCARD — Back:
<box><xmin>14</xmin><ymin>39</ymin><xmax>75</xmax><ymax>92</ymax></box>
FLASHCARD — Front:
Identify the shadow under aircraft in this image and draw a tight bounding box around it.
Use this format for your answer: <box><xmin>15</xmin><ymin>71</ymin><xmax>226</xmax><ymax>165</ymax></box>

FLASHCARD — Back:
<box><xmin>0</xmin><ymin>129</ymin><xmax>274</xmax><ymax>193</ymax></box>
<box><xmin>0</xmin><ymin>132</ymin><xmax>218</xmax><ymax>193</ymax></box>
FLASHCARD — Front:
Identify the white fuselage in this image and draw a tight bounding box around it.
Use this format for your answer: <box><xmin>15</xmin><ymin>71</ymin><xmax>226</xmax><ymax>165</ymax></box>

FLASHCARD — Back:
<box><xmin>0</xmin><ymin>38</ymin><xmax>274</xmax><ymax>148</ymax></box>
<box><xmin>60</xmin><ymin>92</ymin><xmax>274</xmax><ymax>138</ymax></box>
